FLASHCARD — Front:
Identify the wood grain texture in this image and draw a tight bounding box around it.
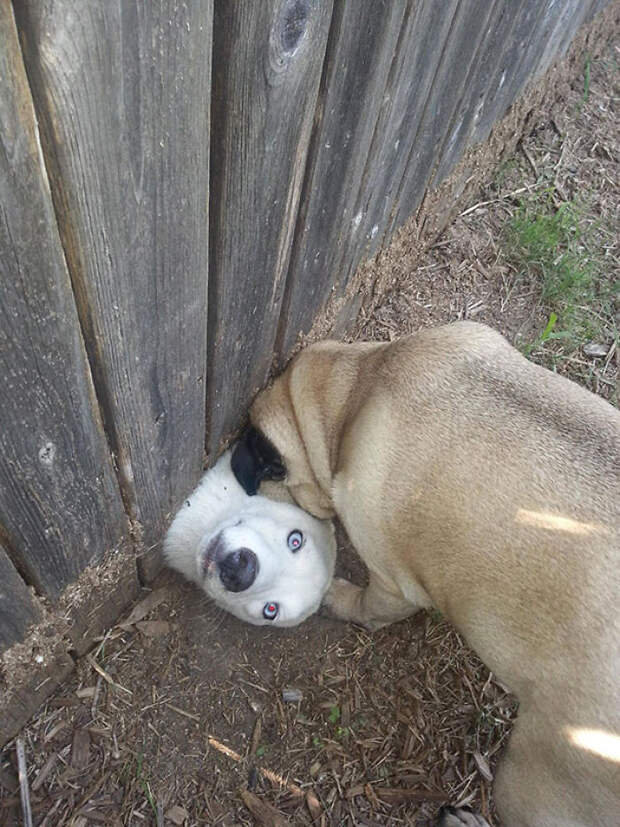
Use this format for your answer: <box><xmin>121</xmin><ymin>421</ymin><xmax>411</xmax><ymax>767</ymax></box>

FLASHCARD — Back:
<box><xmin>313</xmin><ymin>0</ymin><xmax>460</xmax><ymax>294</ymax></box>
<box><xmin>534</xmin><ymin>0</ymin><xmax>593</xmax><ymax>78</ymax></box>
<box><xmin>15</xmin><ymin>1</ymin><xmax>212</xmax><ymax>575</ymax></box>
<box><xmin>389</xmin><ymin>0</ymin><xmax>498</xmax><ymax>233</ymax></box>
<box><xmin>468</xmin><ymin>0</ymin><xmax>552</xmax><ymax>148</ymax></box>
<box><xmin>62</xmin><ymin>549</ymin><xmax>140</xmax><ymax>656</ymax></box>
<box><xmin>0</xmin><ymin>545</ymin><xmax>42</xmax><ymax>652</ymax></box>
<box><xmin>0</xmin><ymin>646</ymin><xmax>74</xmax><ymax>748</ymax></box>
<box><xmin>587</xmin><ymin>0</ymin><xmax>614</xmax><ymax>19</ymax></box>
<box><xmin>431</xmin><ymin>0</ymin><xmax>530</xmax><ymax>185</ymax></box>
<box><xmin>276</xmin><ymin>0</ymin><xmax>408</xmax><ymax>358</ymax></box>
<box><xmin>0</xmin><ymin>0</ymin><xmax>128</xmax><ymax>598</ymax></box>
<box><xmin>207</xmin><ymin>0</ymin><xmax>334</xmax><ymax>456</ymax></box>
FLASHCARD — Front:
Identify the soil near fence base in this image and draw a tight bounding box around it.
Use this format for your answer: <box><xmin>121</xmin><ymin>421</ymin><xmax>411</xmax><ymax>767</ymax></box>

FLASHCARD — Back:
<box><xmin>1</xmin><ymin>24</ymin><xmax>618</xmax><ymax>827</ymax></box>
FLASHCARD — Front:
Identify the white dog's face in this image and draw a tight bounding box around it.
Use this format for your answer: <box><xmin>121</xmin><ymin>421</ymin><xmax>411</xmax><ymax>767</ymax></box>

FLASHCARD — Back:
<box><xmin>197</xmin><ymin>500</ymin><xmax>336</xmax><ymax>627</ymax></box>
<box><xmin>164</xmin><ymin>451</ymin><xmax>336</xmax><ymax>627</ymax></box>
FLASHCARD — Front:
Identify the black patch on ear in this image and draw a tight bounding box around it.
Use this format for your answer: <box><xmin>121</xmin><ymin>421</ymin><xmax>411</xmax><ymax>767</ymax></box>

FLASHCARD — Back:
<box><xmin>231</xmin><ymin>427</ymin><xmax>286</xmax><ymax>495</ymax></box>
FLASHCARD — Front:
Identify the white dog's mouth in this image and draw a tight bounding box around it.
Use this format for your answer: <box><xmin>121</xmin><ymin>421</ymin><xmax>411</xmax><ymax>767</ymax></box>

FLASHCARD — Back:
<box><xmin>201</xmin><ymin>531</ymin><xmax>259</xmax><ymax>593</ymax></box>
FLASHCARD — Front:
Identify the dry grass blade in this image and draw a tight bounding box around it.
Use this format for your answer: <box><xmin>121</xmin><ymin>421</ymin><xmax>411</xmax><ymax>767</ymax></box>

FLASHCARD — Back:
<box><xmin>208</xmin><ymin>735</ymin><xmax>307</xmax><ymax>800</ymax></box>
<box><xmin>165</xmin><ymin>704</ymin><xmax>200</xmax><ymax>722</ymax></box>
<box><xmin>375</xmin><ymin>787</ymin><xmax>448</xmax><ymax>804</ymax></box>
<box><xmin>85</xmin><ymin>653</ymin><xmax>132</xmax><ymax>695</ymax></box>
<box><xmin>16</xmin><ymin>738</ymin><xmax>33</xmax><ymax>827</ymax></box>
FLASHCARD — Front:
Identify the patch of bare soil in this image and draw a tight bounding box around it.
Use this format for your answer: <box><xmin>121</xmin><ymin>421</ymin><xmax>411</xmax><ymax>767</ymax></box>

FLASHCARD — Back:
<box><xmin>2</xmin><ymin>42</ymin><xmax>617</xmax><ymax>827</ymax></box>
<box><xmin>356</xmin><ymin>48</ymin><xmax>618</xmax><ymax>402</ymax></box>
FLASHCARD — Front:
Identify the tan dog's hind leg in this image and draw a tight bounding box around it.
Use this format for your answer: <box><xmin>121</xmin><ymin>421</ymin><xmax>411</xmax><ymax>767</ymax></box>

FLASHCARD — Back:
<box><xmin>436</xmin><ymin>807</ymin><xmax>490</xmax><ymax>827</ymax></box>
<box><xmin>323</xmin><ymin>573</ymin><xmax>419</xmax><ymax>631</ymax></box>
<box><xmin>492</xmin><ymin>711</ymin><xmax>611</xmax><ymax>827</ymax></box>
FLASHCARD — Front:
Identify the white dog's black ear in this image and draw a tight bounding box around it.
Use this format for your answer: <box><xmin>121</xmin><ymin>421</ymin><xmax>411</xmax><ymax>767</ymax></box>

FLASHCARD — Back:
<box><xmin>231</xmin><ymin>427</ymin><xmax>286</xmax><ymax>495</ymax></box>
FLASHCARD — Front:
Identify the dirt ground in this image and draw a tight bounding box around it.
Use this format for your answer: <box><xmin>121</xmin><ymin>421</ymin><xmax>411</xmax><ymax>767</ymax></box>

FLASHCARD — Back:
<box><xmin>1</xmin><ymin>39</ymin><xmax>618</xmax><ymax>827</ymax></box>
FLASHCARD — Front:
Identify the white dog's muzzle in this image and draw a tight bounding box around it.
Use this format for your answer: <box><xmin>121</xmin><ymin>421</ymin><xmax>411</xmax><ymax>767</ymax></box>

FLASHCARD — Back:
<box><xmin>200</xmin><ymin>530</ymin><xmax>259</xmax><ymax>592</ymax></box>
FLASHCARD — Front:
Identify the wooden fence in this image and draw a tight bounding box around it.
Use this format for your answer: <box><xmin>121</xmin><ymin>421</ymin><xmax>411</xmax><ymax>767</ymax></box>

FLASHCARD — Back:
<box><xmin>0</xmin><ymin>0</ymin><xmax>612</xmax><ymax>710</ymax></box>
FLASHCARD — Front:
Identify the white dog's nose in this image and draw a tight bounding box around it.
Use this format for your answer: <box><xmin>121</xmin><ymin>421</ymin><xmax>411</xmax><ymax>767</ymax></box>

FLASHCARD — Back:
<box><xmin>218</xmin><ymin>548</ymin><xmax>258</xmax><ymax>592</ymax></box>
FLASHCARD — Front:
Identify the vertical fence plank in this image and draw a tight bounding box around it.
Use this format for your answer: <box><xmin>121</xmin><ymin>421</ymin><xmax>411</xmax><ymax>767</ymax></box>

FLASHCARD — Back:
<box><xmin>431</xmin><ymin>0</ymin><xmax>531</xmax><ymax>185</ymax></box>
<box><xmin>207</xmin><ymin>0</ymin><xmax>334</xmax><ymax>456</ymax></box>
<box><xmin>0</xmin><ymin>545</ymin><xmax>42</xmax><ymax>651</ymax></box>
<box><xmin>0</xmin><ymin>0</ymin><xmax>128</xmax><ymax>598</ymax></box>
<box><xmin>467</xmin><ymin>0</ymin><xmax>607</xmax><ymax>154</ymax></box>
<box><xmin>15</xmin><ymin>1</ymin><xmax>213</xmax><ymax>574</ymax></box>
<box><xmin>534</xmin><ymin>0</ymin><xmax>591</xmax><ymax>77</ymax></box>
<box><xmin>389</xmin><ymin>0</ymin><xmax>499</xmax><ymax>233</ymax></box>
<box><xmin>469</xmin><ymin>0</ymin><xmax>552</xmax><ymax>147</ymax></box>
<box><xmin>275</xmin><ymin>0</ymin><xmax>409</xmax><ymax>358</ymax></box>
<box><xmin>338</xmin><ymin>0</ymin><xmax>461</xmax><ymax>287</ymax></box>
<box><xmin>277</xmin><ymin>0</ymin><xmax>462</xmax><ymax>346</ymax></box>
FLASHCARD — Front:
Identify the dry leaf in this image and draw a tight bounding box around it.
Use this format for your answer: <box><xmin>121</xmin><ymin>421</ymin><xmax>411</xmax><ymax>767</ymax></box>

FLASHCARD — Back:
<box><xmin>165</xmin><ymin>804</ymin><xmax>189</xmax><ymax>825</ymax></box>
<box><xmin>473</xmin><ymin>750</ymin><xmax>493</xmax><ymax>781</ymax></box>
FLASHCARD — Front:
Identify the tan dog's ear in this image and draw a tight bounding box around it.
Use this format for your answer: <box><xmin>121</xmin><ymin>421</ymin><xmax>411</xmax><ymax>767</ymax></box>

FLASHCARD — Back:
<box><xmin>250</xmin><ymin>372</ymin><xmax>335</xmax><ymax>518</ymax></box>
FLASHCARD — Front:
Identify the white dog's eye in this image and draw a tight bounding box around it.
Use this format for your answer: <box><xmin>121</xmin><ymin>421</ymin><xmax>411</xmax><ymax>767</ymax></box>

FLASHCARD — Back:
<box><xmin>263</xmin><ymin>602</ymin><xmax>279</xmax><ymax>620</ymax></box>
<box><xmin>287</xmin><ymin>529</ymin><xmax>304</xmax><ymax>552</ymax></box>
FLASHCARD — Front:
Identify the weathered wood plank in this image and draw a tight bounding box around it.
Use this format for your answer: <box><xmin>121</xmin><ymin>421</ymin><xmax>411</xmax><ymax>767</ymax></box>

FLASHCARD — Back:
<box><xmin>345</xmin><ymin>0</ymin><xmax>459</xmax><ymax>271</ymax></box>
<box><xmin>276</xmin><ymin>0</ymin><xmax>409</xmax><ymax>358</ymax></box>
<box><xmin>15</xmin><ymin>2</ymin><xmax>213</xmax><ymax>576</ymax></box>
<box><xmin>0</xmin><ymin>0</ymin><xmax>128</xmax><ymax>598</ymax></box>
<box><xmin>0</xmin><ymin>546</ymin><xmax>41</xmax><ymax>652</ymax></box>
<box><xmin>534</xmin><ymin>0</ymin><xmax>592</xmax><ymax>77</ymax></box>
<box><xmin>529</xmin><ymin>0</ymin><xmax>588</xmax><ymax>79</ymax></box>
<box><xmin>586</xmin><ymin>0</ymin><xmax>613</xmax><ymax>19</ymax></box>
<box><xmin>431</xmin><ymin>0</ymin><xmax>531</xmax><ymax>185</ymax></box>
<box><xmin>60</xmin><ymin>547</ymin><xmax>139</xmax><ymax>657</ymax></box>
<box><xmin>389</xmin><ymin>0</ymin><xmax>499</xmax><ymax>233</ymax></box>
<box><xmin>315</xmin><ymin>0</ymin><xmax>461</xmax><ymax>297</ymax></box>
<box><xmin>0</xmin><ymin>645</ymin><xmax>75</xmax><ymax>748</ymax></box>
<box><xmin>207</xmin><ymin>0</ymin><xmax>334</xmax><ymax>455</ymax></box>
<box><xmin>469</xmin><ymin>0</ymin><xmax>553</xmax><ymax>147</ymax></box>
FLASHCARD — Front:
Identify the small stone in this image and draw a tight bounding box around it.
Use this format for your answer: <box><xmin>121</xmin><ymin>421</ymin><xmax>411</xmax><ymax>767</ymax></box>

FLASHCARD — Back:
<box><xmin>136</xmin><ymin>620</ymin><xmax>170</xmax><ymax>637</ymax></box>
<box><xmin>76</xmin><ymin>686</ymin><xmax>96</xmax><ymax>699</ymax></box>
<box><xmin>583</xmin><ymin>342</ymin><xmax>609</xmax><ymax>358</ymax></box>
<box><xmin>306</xmin><ymin>790</ymin><xmax>322</xmax><ymax>819</ymax></box>
<box><xmin>165</xmin><ymin>804</ymin><xmax>189</xmax><ymax>825</ymax></box>
<box><xmin>282</xmin><ymin>687</ymin><xmax>303</xmax><ymax>703</ymax></box>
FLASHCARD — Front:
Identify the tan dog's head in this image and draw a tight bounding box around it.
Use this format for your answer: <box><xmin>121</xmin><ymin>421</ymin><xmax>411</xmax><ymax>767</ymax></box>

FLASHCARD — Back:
<box><xmin>233</xmin><ymin>339</ymin><xmax>386</xmax><ymax>518</ymax></box>
<box><xmin>232</xmin><ymin>359</ymin><xmax>336</xmax><ymax>518</ymax></box>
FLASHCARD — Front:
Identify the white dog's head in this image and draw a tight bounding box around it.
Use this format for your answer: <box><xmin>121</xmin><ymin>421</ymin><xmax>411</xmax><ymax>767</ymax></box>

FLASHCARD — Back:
<box><xmin>164</xmin><ymin>451</ymin><xmax>336</xmax><ymax>627</ymax></box>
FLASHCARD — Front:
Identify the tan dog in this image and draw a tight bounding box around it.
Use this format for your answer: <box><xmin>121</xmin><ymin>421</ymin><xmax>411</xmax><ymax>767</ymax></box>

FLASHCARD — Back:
<box><xmin>231</xmin><ymin>321</ymin><xmax>620</xmax><ymax>827</ymax></box>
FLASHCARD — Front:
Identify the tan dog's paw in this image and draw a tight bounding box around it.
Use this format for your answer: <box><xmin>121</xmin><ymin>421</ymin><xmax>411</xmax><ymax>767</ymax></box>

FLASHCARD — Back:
<box><xmin>322</xmin><ymin>578</ymin><xmax>385</xmax><ymax>631</ymax></box>
<box><xmin>322</xmin><ymin>578</ymin><xmax>364</xmax><ymax>622</ymax></box>
<box><xmin>436</xmin><ymin>806</ymin><xmax>490</xmax><ymax>827</ymax></box>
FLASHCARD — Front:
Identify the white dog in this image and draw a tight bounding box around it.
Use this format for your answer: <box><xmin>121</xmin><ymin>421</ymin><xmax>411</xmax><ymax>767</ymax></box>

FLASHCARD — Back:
<box><xmin>164</xmin><ymin>451</ymin><xmax>336</xmax><ymax>627</ymax></box>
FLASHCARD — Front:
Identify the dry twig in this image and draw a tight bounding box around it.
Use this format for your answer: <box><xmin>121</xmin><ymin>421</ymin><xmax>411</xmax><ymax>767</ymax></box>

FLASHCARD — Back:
<box><xmin>16</xmin><ymin>738</ymin><xmax>33</xmax><ymax>827</ymax></box>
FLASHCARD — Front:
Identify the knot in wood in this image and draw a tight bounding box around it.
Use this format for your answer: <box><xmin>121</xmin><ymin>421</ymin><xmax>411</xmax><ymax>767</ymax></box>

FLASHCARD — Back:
<box><xmin>279</xmin><ymin>0</ymin><xmax>309</xmax><ymax>54</ymax></box>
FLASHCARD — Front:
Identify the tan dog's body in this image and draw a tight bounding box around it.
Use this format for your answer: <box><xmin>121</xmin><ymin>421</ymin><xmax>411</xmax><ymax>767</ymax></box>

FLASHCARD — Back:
<box><xmin>248</xmin><ymin>322</ymin><xmax>619</xmax><ymax>826</ymax></box>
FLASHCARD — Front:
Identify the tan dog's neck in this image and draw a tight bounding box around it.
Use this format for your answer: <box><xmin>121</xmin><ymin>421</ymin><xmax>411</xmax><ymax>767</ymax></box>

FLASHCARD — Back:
<box><xmin>251</xmin><ymin>341</ymin><xmax>385</xmax><ymax>518</ymax></box>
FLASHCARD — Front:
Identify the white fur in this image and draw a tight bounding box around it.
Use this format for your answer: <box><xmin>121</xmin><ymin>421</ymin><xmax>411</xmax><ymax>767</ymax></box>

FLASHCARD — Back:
<box><xmin>164</xmin><ymin>451</ymin><xmax>336</xmax><ymax>627</ymax></box>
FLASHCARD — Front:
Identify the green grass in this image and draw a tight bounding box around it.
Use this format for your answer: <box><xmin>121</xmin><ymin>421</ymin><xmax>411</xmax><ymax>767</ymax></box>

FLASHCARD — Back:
<box><xmin>583</xmin><ymin>56</ymin><xmax>591</xmax><ymax>104</ymax></box>
<box><xmin>136</xmin><ymin>750</ymin><xmax>157</xmax><ymax>816</ymax></box>
<box><xmin>504</xmin><ymin>192</ymin><xmax>617</xmax><ymax>361</ymax></box>
<box><xmin>328</xmin><ymin>705</ymin><xmax>340</xmax><ymax>724</ymax></box>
